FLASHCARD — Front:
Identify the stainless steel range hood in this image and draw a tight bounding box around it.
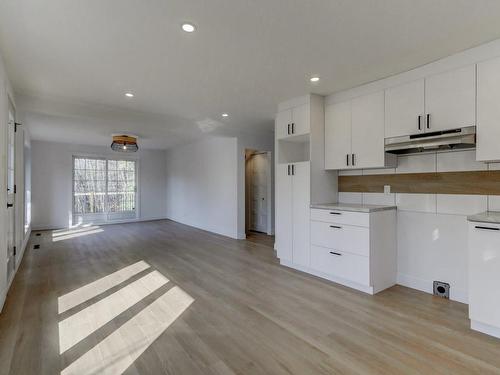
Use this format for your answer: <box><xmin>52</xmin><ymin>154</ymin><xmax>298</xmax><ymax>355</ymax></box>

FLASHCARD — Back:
<box><xmin>384</xmin><ymin>126</ymin><xmax>476</xmax><ymax>155</ymax></box>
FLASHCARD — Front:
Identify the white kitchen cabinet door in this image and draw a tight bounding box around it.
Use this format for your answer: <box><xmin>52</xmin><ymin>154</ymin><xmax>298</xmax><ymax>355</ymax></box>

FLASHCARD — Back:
<box><xmin>291</xmin><ymin>162</ymin><xmax>310</xmax><ymax>267</ymax></box>
<box><xmin>385</xmin><ymin>79</ymin><xmax>425</xmax><ymax>138</ymax></box>
<box><xmin>477</xmin><ymin>56</ymin><xmax>500</xmax><ymax>161</ymax></box>
<box><xmin>276</xmin><ymin>109</ymin><xmax>292</xmax><ymax>140</ymax></box>
<box><xmin>424</xmin><ymin>65</ymin><xmax>476</xmax><ymax>132</ymax></box>
<box><xmin>351</xmin><ymin>91</ymin><xmax>385</xmax><ymax>169</ymax></box>
<box><xmin>275</xmin><ymin>164</ymin><xmax>293</xmax><ymax>261</ymax></box>
<box><xmin>291</xmin><ymin>103</ymin><xmax>310</xmax><ymax>137</ymax></box>
<box><xmin>325</xmin><ymin>101</ymin><xmax>351</xmax><ymax>169</ymax></box>
<box><xmin>468</xmin><ymin>222</ymin><xmax>500</xmax><ymax>333</ymax></box>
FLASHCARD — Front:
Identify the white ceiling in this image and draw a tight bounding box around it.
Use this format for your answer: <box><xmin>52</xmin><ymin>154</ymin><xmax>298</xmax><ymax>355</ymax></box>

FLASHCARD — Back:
<box><xmin>2</xmin><ymin>0</ymin><xmax>500</xmax><ymax>149</ymax></box>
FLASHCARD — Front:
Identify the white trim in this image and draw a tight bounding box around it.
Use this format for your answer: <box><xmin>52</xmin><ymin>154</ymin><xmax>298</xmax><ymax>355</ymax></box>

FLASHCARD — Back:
<box><xmin>471</xmin><ymin>320</ymin><xmax>500</xmax><ymax>339</ymax></box>
<box><xmin>71</xmin><ymin>155</ymin><xmax>139</xmax><ymax>226</ymax></box>
<box><xmin>280</xmin><ymin>259</ymin><xmax>374</xmax><ymax>294</ymax></box>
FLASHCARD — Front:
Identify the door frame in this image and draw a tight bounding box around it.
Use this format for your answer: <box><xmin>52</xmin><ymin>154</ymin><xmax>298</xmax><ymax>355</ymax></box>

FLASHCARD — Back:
<box><xmin>6</xmin><ymin>99</ymin><xmax>16</xmax><ymax>284</ymax></box>
<box><xmin>245</xmin><ymin>149</ymin><xmax>273</xmax><ymax>235</ymax></box>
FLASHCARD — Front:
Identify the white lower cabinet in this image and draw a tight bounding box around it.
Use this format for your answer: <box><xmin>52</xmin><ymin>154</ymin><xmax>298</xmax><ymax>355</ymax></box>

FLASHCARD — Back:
<box><xmin>468</xmin><ymin>221</ymin><xmax>500</xmax><ymax>338</ymax></box>
<box><xmin>310</xmin><ymin>245</ymin><xmax>370</xmax><ymax>286</ymax></box>
<box><xmin>308</xmin><ymin>207</ymin><xmax>397</xmax><ymax>294</ymax></box>
<box><xmin>310</xmin><ymin>220</ymin><xmax>369</xmax><ymax>257</ymax></box>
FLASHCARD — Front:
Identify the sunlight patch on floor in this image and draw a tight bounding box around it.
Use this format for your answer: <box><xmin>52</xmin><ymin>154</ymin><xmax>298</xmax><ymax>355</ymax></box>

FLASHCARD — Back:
<box><xmin>61</xmin><ymin>286</ymin><xmax>194</xmax><ymax>375</ymax></box>
<box><xmin>58</xmin><ymin>261</ymin><xmax>151</xmax><ymax>314</ymax></box>
<box><xmin>53</xmin><ymin>226</ymin><xmax>102</xmax><ymax>238</ymax></box>
<box><xmin>58</xmin><ymin>270</ymin><xmax>169</xmax><ymax>354</ymax></box>
<box><xmin>52</xmin><ymin>228</ymin><xmax>104</xmax><ymax>242</ymax></box>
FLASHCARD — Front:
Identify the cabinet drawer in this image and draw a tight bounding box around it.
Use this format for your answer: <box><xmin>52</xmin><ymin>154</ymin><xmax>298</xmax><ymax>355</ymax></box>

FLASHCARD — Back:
<box><xmin>310</xmin><ymin>221</ymin><xmax>369</xmax><ymax>257</ymax></box>
<box><xmin>310</xmin><ymin>245</ymin><xmax>370</xmax><ymax>286</ymax></box>
<box><xmin>310</xmin><ymin>208</ymin><xmax>369</xmax><ymax>227</ymax></box>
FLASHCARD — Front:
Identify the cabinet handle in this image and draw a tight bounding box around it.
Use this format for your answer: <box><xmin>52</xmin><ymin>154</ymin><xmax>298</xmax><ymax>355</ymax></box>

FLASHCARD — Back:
<box><xmin>7</xmin><ymin>203</ymin><xmax>13</xmax><ymax>208</ymax></box>
<box><xmin>329</xmin><ymin>225</ymin><xmax>342</xmax><ymax>229</ymax></box>
<box><xmin>346</xmin><ymin>154</ymin><xmax>349</xmax><ymax>166</ymax></box>
<box><xmin>329</xmin><ymin>212</ymin><xmax>341</xmax><ymax>215</ymax></box>
<box><xmin>292</xmin><ymin>164</ymin><xmax>295</xmax><ymax>175</ymax></box>
<box><xmin>287</xmin><ymin>165</ymin><xmax>290</xmax><ymax>175</ymax></box>
<box><xmin>351</xmin><ymin>154</ymin><xmax>355</xmax><ymax>166</ymax></box>
<box><xmin>426</xmin><ymin>114</ymin><xmax>430</xmax><ymax>129</ymax></box>
<box><xmin>287</xmin><ymin>123</ymin><xmax>290</xmax><ymax>135</ymax></box>
<box><xmin>417</xmin><ymin>115</ymin><xmax>422</xmax><ymax>130</ymax></box>
<box><xmin>475</xmin><ymin>225</ymin><xmax>500</xmax><ymax>231</ymax></box>
<box><xmin>291</xmin><ymin>123</ymin><xmax>295</xmax><ymax>134</ymax></box>
<box><xmin>329</xmin><ymin>251</ymin><xmax>342</xmax><ymax>256</ymax></box>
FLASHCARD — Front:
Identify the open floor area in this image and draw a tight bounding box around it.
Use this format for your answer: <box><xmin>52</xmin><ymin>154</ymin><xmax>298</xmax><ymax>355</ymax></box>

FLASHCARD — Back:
<box><xmin>1</xmin><ymin>220</ymin><xmax>499</xmax><ymax>375</ymax></box>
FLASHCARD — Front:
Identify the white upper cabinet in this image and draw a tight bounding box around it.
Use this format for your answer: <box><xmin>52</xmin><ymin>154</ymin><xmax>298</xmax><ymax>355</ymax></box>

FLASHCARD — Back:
<box><xmin>351</xmin><ymin>91</ymin><xmax>385</xmax><ymax>169</ymax></box>
<box><xmin>477</xmin><ymin>56</ymin><xmax>500</xmax><ymax>161</ymax></box>
<box><xmin>385</xmin><ymin>65</ymin><xmax>476</xmax><ymax>137</ymax></box>
<box><xmin>276</xmin><ymin>103</ymin><xmax>310</xmax><ymax>140</ymax></box>
<box><xmin>325</xmin><ymin>100</ymin><xmax>351</xmax><ymax>169</ymax></box>
<box><xmin>291</xmin><ymin>104</ymin><xmax>310</xmax><ymax>137</ymax></box>
<box><xmin>276</xmin><ymin>109</ymin><xmax>292</xmax><ymax>140</ymax></box>
<box><xmin>385</xmin><ymin>79</ymin><xmax>425</xmax><ymax>138</ymax></box>
<box><xmin>424</xmin><ymin>65</ymin><xmax>476</xmax><ymax>132</ymax></box>
<box><xmin>325</xmin><ymin>91</ymin><xmax>392</xmax><ymax>170</ymax></box>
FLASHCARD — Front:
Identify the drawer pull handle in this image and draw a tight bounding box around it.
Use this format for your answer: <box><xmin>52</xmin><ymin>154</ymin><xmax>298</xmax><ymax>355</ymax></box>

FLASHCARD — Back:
<box><xmin>475</xmin><ymin>225</ymin><xmax>500</xmax><ymax>231</ymax></box>
<box><xmin>329</xmin><ymin>225</ymin><xmax>342</xmax><ymax>229</ymax></box>
<box><xmin>329</xmin><ymin>212</ymin><xmax>341</xmax><ymax>215</ymax></box>
<box><xmin>329</xmin><ymin>251</ymin><xmax>342</xmax><ymax>256</ymax></box>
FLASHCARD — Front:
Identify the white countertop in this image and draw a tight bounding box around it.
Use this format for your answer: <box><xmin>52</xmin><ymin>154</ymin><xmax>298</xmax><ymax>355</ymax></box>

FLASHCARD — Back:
<box><xmin>467</xmin><ymin>211</ymin><xmax>500</xmax><ymax>224</ymax></box>
<box><xmin>310</xmin><ymin>203</ymin><xmax>397</xmax><ymax>213</ymax></box>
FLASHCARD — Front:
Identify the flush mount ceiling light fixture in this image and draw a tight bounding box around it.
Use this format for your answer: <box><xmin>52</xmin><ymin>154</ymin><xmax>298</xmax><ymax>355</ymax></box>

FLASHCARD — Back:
<box><xmin>181</xmin><ymin>23</ymin><xmax>196</xmax><ymax>33</ymax></box>
<box><xmin>111</xmin><ymin>135</ymin><xmax>138</xmax><ymax>152</ymax></box>
<box><xmin>310</xmin><ymin>76</ymin><xmax>320</xmax><ymax>83</ymax></box>
<box><xmin>125</xmin><ymin>92</ymin><xmax>134</xmax><ymax>98</ymax></box>
<box><xmin>221</xmin><ymin>113</ymin><xmax>229</xmax><ymax>118</ymax></box>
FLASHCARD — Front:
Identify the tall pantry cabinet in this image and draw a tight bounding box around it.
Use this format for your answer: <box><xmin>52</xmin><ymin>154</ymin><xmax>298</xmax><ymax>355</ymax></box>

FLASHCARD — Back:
<box><xmin>275</xmin><ymin>95</ymin><xmax>337</xmax><ymax>268</ymax></box>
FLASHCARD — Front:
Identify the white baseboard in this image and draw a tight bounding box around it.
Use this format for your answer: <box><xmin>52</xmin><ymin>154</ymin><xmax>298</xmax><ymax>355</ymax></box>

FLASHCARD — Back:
<box><xmin>471</xmin><ymin>320</ymin><xmax>500</xmax><ymax>339</ymax></box>
<box><xmin>397</xmin><ymin>273</ymin><xmax>468</xmax><ymax>304</ymax></box>
<box><xmin>165</xmin><ymin>216</ymin><xmax>239</xmax><ymax>240</ymax></box>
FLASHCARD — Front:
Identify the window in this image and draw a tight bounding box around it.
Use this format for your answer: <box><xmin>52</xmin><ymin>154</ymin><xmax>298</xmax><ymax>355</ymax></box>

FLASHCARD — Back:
<box><xmin>73</xmin><ymin>157</ymin><xmax>137</xmax><ymax>224</ymax></box>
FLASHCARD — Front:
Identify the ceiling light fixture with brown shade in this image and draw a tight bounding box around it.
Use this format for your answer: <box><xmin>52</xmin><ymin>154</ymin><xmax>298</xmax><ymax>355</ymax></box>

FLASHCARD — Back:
<box><xmin>111</xmin><ymin>134</ymin><xmax>138</xmax><ymax>152</ymax></box>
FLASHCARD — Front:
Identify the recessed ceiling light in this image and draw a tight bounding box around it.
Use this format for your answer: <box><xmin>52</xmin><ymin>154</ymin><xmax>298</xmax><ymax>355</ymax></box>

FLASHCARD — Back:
<box><xmin>310</xmin><ymin>76</ymin><xmax>320</xmax><ymax>83</ymax></box>
<box><xmin>125</xmin><ymin>92</ymin><xmax>134</xmax><ymax>98</ymax></box>
<box><xmin>222</xmin><ymin>113</ymin><xmax>229</xmax><ymax>118</ymax></box>
<box><xmin>181</xmin><ymin>23</ymin><xmax>196</xmax><ymax>33</ymax></box>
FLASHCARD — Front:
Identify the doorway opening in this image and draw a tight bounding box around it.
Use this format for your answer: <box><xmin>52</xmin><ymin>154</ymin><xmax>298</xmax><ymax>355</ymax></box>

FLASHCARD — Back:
<box><xmin>245</xmin><ymin>149</ymin><xmax>273</xmax><ymax>242</ymax></box>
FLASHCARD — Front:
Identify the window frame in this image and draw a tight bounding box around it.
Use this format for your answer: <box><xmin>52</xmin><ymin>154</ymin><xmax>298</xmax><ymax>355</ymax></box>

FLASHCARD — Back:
<box><xmin>72</xmin><ymin>154</ymin><xmax>139</xmax><ymax>225</ymax></box>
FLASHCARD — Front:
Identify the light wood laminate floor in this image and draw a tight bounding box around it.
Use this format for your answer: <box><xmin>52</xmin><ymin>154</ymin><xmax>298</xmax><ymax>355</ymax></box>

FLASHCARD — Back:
<box><xmin>1</xmin><ymin>219</ymin><xmax>500</xmax><ymax>375</ymax></box>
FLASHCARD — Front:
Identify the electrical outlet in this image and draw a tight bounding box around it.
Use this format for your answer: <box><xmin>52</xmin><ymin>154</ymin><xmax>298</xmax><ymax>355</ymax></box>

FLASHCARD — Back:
<box><xmin>384</xmin><ymin>185</ymin><xmax>391</xmax><ymax>195</ymax></box>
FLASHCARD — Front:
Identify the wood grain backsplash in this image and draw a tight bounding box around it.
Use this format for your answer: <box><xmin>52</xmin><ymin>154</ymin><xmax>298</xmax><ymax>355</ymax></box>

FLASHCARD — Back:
<box><xmin>339</xmin><ymin>170</ymin><xmax>500</xmax><ymax>195</ymax></box>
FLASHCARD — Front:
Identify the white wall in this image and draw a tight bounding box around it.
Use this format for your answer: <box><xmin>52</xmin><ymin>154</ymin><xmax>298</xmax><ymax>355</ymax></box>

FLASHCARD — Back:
<box><xmin>165</xmin><ymin>136</ymin><xmax>239</xmax><ymax>238</ymax></box>
<box><xmin>338</xmin><ymin>149</ymin><xmax>494</xmax><ymax>304</ymax></box>
<box><xmin>31</xmin><ymin>140</ymin><xmax>167</xmax><ymax>230</ymax></box>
